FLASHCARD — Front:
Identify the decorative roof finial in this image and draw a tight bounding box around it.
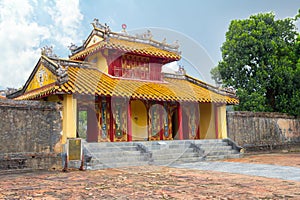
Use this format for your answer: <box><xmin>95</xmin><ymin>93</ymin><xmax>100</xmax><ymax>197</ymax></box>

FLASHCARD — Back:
<box><xmin>56</xmin><ymin>64</ymin><xmax>68</xmax><ymax>84</ymax></box>
<box><xmin>176</xmin><ymin>65</ymin><xmax>186</xmax><ymax>75</ymax></box>
<box><xmin>173</xmin><ymin>40</ymin><xmax>179</xmax><ymax>49</ymax></box>
<box><xmin>121</xmin><ymin>24</ymin><xmax>127</xmax><ymax>33</ymax></box>
<box><xmin>91</xmin><ymin>18</ymin><xmax>111</xmax><ymax>33</ymax></box>
<box><xmin>91</xmin><ymin>18</ymin><xmax>101</xmax><ymax>28</ymax></box>
<box><xmin>68</xmin><ymin>43</ymin><xmax>78</xmax><ymax>51</ymax></box>
<box><xmin>41</xmin><ymin>46</ymin><xmax>57</xmax><ymax>58</ymax></box>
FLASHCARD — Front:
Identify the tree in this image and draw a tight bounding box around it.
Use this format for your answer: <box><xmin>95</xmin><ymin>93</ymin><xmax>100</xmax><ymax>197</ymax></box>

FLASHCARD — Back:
<box><xmin>212</xmin><ymin>12</ymin><xmax>300</xmax><ymax>116</ymax></box>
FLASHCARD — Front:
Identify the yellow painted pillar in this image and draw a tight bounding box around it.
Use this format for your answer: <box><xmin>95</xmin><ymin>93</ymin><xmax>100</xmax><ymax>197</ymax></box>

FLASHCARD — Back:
<box><xmin>199</xmin><ymin>103</ymin><xmax>216</xmax><ymax>139</ymax></box>
<box><xmin>62</xmin><ymin>94</ymin><xmax>77</xmax><ymax>144</ymax></box>
<box><xmin>217</xmin><ymin>105</ymin><xmax>228</xmax><ymax>139</ymax></box>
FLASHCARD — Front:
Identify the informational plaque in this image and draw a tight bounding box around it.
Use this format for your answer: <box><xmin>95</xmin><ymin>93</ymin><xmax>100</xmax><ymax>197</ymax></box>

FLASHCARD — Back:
<box><xmin>68</xmin><ymin>139</ymin><xmax>82</xmax><ymax>160</ymax></box>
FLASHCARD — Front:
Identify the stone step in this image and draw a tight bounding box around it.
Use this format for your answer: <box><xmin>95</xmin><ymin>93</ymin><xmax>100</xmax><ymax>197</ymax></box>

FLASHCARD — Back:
<box><xmin>205</xmin><ymin>150</ymin><xmax>238</xmax><ymax>156</ymax></box>
<box><xmin>201</xmin><ymin>146</ymin><xmax>233</xmax><ymax>151</ymax></box>
<box><xmin>142</xmin><ymin>142</ymin><xmax>228</xmax><ymax>150</ymax></box>
<box><xmin>90</xmin><ymin>155</ymin><xmax>146</xmax><ymax>163</ymax></box>
<box><xmin>152</xmin><ymin>157</ymin><xmax>202</xmax><ymax>166</ymax></box>
<box><xmin>150</xmin><ymin>148</ymin><xmax>194</xmax><ymax>155</ymax></box>
<box><xmin>195</xmin><ymin>143</ymin><xmax>229</xmax><ymax>148</ymax></box>
<box><xmin>173</xmin><ymin>157</ymin><xmax>205</xmax><ymax>163</ymax></box>
<box><xmin>85</xmin><ymin>142</ymin><xmax>138</xmax><ymax>147</ymax></box>
<box><xmin>90</xmin><ymin>151</ymin><xmax>141</xmax><ymax>158</ymax></box>
<box><xmin>148</xmin><ymin>139</ymin><xmax>225</xmax><ymax>144</ymax></box>
<box><xmin>84</xmin><ymin>145</ymin><xmax>138</xmax><ymax>152</ymax></box>
<box><xmin>150</xmin><ymin>144</ymin><xmax>231</xmax><ymax>151</ymax></box>
<box><xmin>151</xmin><ymin>152</ymin><xmax>198</xmax><ymax>160</ymax></box>
<box><xmin>193</xmin><ymin>139</ymin><xmax>225</xmax><ymax>144</ymax></box>
<box><xmin>84</xmin><ymin>139</ymin><xmax>226</xmax><ymax>146</ymax></box>
<box><xmin>142</xmin><ymin>144</ymin><xmax>191</xmax><ymax>150</ymax></box>
<box><xmin>149</xmin><ymin>146</ymin><xmax>232</xmax><ymax>154</ymax></box>
<box><xmin>85</xmin><ymin>141</ymin><xmax>229</xmax><ymax>151</ymax></box>
<box><xmin>82</xmin><ymin>139</ymin><xmax>242</xmax><ymax>170</ymax></box>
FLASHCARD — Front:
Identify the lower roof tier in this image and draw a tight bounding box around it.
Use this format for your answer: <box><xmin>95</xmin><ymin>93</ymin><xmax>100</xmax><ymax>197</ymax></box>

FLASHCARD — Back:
<box><xmin>14</xmin><ymin>64</ymin><xmax>238</xmax><ymax>105</ymax></box>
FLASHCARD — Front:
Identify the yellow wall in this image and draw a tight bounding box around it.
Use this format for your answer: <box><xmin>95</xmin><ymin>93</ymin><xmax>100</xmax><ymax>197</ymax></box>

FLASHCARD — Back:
<box><xmin>131</xmin><ymin>100</ymin><xmax>148</xmax><ymax>141</ymax></box>
<box><xmin>62</xmin><ymin>94</ymin><xmax>77</xmax><ymax>144</ymax></box>
<box><xmin>199</xmin><ymin>103</ymin><xmax>216</xmax><ymax>139</ymax></box>
<box><xmin>217</xmin><ymin>105</ymin><xmax>227</xmax><ymax>139</ymax></box>
<box><xmin>87</xmin><ymin>49</ymin><xmax>108</xmax><ymax>73</ymax></box>
<box><xmin>86</xmin><ymin>35</ymin><xmax>104</xmax><ymax>48</ymax></box>
<box><xmin>26</xmin><ymin>64</ymin><xmax>56</xmax><ymax>92</ymax></box>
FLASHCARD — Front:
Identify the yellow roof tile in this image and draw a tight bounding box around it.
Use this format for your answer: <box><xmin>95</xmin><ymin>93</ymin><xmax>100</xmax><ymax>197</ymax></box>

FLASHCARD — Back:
<box><xmin>15</xmin><ymin>66</ymin><xmax>238</xmax><ymax>104</ymax></box>
<box><xmin>14</xmin><ymin>83</ymin><xmax>57</xmax><ymax>100</ymax></box>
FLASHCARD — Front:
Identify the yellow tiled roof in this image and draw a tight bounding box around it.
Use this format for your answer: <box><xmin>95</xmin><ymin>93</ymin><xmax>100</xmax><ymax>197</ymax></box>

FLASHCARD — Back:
<box><xmin>16</xmin><ymin>66</ymin><xmax>238</xmax><ymax>104</ymax></box>
<box><xmin>15</xmin><ymin>83</ymin><xmax>58</xmax><ymax>100</ymax></box>
<box><xmin>70</xmin><ymin>38</ymin><xmax>181</xmax><ymax>60</ymax></box>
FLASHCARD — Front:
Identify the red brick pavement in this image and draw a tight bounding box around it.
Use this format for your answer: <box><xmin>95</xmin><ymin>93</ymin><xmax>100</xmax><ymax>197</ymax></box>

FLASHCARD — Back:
<box><xmin>0</xmin><ymin>153</ymin><xmax>299</xmax><ymax>199</ymax></box>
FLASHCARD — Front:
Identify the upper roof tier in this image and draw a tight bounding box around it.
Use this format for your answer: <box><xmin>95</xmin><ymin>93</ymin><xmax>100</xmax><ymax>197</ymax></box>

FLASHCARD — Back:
<box><xmin>69</xmin><ymin>19</ymin><xmax>181</xmax><ymax>61</ymax></box>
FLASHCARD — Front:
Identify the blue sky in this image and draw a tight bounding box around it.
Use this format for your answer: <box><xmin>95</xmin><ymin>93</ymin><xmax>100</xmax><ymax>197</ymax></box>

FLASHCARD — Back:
<box><xmin>0</xmin><ymin>0</ymin><xmax>299</xmax><ymax>88</ymax></box>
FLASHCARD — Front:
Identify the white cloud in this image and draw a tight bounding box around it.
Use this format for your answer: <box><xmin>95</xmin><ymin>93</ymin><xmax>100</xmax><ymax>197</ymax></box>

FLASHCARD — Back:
<box><xmin>162</xmin><ymin>61</ymin><xmax>178</xmax><ymax>74</ymax></box>
<box><xmin>0</xmin><ymin>0</ymin><xmax>84</xmax><ymax>88</ymax></box>
<box><xmin>0</xmin><ymin>0</ymin><xmax>50</xmax><ymax>88</ymax></box>
<box><xmin>46</xmin><ymin>0</ymin><xmax>83</xmax><ymax>47</ymax></box>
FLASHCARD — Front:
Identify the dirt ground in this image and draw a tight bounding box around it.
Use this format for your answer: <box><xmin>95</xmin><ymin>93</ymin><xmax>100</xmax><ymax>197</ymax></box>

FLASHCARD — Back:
<box><xmin>223</xmin><ymin>152</ymin><xmax>300</xmax><ymax>167</ymax></box>
<box><xmin>0</xmin><ymin>153</ymin><xmax>300</xmax><ymax>200</ymax></box>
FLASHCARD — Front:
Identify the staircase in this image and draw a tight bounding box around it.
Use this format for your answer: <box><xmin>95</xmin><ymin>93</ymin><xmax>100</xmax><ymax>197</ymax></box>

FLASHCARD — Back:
<box><xmin>82</xmin><ymin>139</ymin><xmax>242</xmax><ymax>170</ymax></box>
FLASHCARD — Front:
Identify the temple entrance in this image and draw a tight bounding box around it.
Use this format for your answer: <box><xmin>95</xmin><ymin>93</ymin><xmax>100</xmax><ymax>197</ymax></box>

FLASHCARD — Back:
<box><xmin>131</xmin><ymin>100</ymin><xmax>148</xmax><ymax>141</ymax></box>
<box><xmin>171</xmin><ymin>110</ymin><xmax>179</xmax><ymax>139</ymax></box>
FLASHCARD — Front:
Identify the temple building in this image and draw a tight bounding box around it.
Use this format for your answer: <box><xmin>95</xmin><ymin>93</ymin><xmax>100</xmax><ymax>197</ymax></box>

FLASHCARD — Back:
<box><xmin>8</xmin><ymin>20</ymin><xmax>238</xmax><ymax>145</ymax></box>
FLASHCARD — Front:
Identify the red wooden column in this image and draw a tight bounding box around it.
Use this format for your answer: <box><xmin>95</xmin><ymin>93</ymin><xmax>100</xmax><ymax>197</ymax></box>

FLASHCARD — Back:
<box><xmin>214</xmin><ymin>104</ymin><xmax>219</xmax><ymax>139</ymax></box>
<box><xmin>107</xmin><ymin>97</ymin><xmax>114</xmax><ymax>142</ymax></box>
<box><xmin>127</xmin><ymin>100</ymin><xmax>132</xmax><ymax>142</ymax></box>
<box><xmin>178</xmin><ymin>103</ymin><xmax>183</xmax><ymax>140</ymax></box>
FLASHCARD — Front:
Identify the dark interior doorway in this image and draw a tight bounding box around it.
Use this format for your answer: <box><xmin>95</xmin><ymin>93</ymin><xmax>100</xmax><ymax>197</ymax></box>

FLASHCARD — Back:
<box><xmin>171</xmin><ymin>110</ymin><xmax>179</xmax><ymax>139</ymax></box>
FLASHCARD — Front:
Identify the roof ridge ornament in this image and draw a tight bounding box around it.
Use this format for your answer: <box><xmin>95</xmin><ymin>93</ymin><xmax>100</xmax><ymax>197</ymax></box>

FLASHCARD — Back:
<box><xmin>223</xmin><ymin>86</ymin><xmax>237</xmax><ymax>95</ymax></box>
<box><xmin>121</xmin><ymin>24</ymin><xmax>127</xmax><ymax>34</ymax></box>
<box><xmin>90</xmin><ymin>19</ymin><xmax>180</xmax><ymax>53</ymax></box>
<box><xmin>68</xmin><ymin>43</ymin><xmax>78</xmax><ymax>51</ymax></box>
<box><xmin>176</xmin><ymin>65</ymin><xmax>186</xmax><ymax>75</ymax></box>
<box><xmin>41</xmin><ymin>46</ymin><xmax>58</xmax><ymax>58</ymax></box>
<box><xmin>56</xmin><ymin>64</ymin><xmax>68</xmax><ymax>84</ymax></box>
<box><xmin>91</xmin><ymin>18</ymin><xmax>111</xmax><ymax>40</ymax></box>
<box><xmin>135</xmin><ymin>30</ymin><xmax>153</xmax><ymax>40</ymax></box>
<box><xmin>91</xmin><ymin>18</ymin><xmax>105</xmax><ymax>29</ymax></box>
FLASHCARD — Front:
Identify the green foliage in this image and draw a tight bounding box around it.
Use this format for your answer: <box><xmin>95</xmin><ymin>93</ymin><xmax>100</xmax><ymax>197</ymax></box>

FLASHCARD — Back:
<box><xmin>211</xmin><ymin>12</ymin><xmax>300</xmax><ymax>117</ymax></box>
<box><xmin>78</xmin><ymin>110</ymin><xmax>87</xmax><ymax>139</ymax></box>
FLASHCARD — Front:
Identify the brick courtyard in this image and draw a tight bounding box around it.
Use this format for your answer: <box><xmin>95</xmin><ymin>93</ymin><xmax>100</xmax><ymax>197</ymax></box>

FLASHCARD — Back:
<box><xmin>0</xmin><ymin>153</ymin><xmax>299</xmax><ymax>199</ymax></box>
